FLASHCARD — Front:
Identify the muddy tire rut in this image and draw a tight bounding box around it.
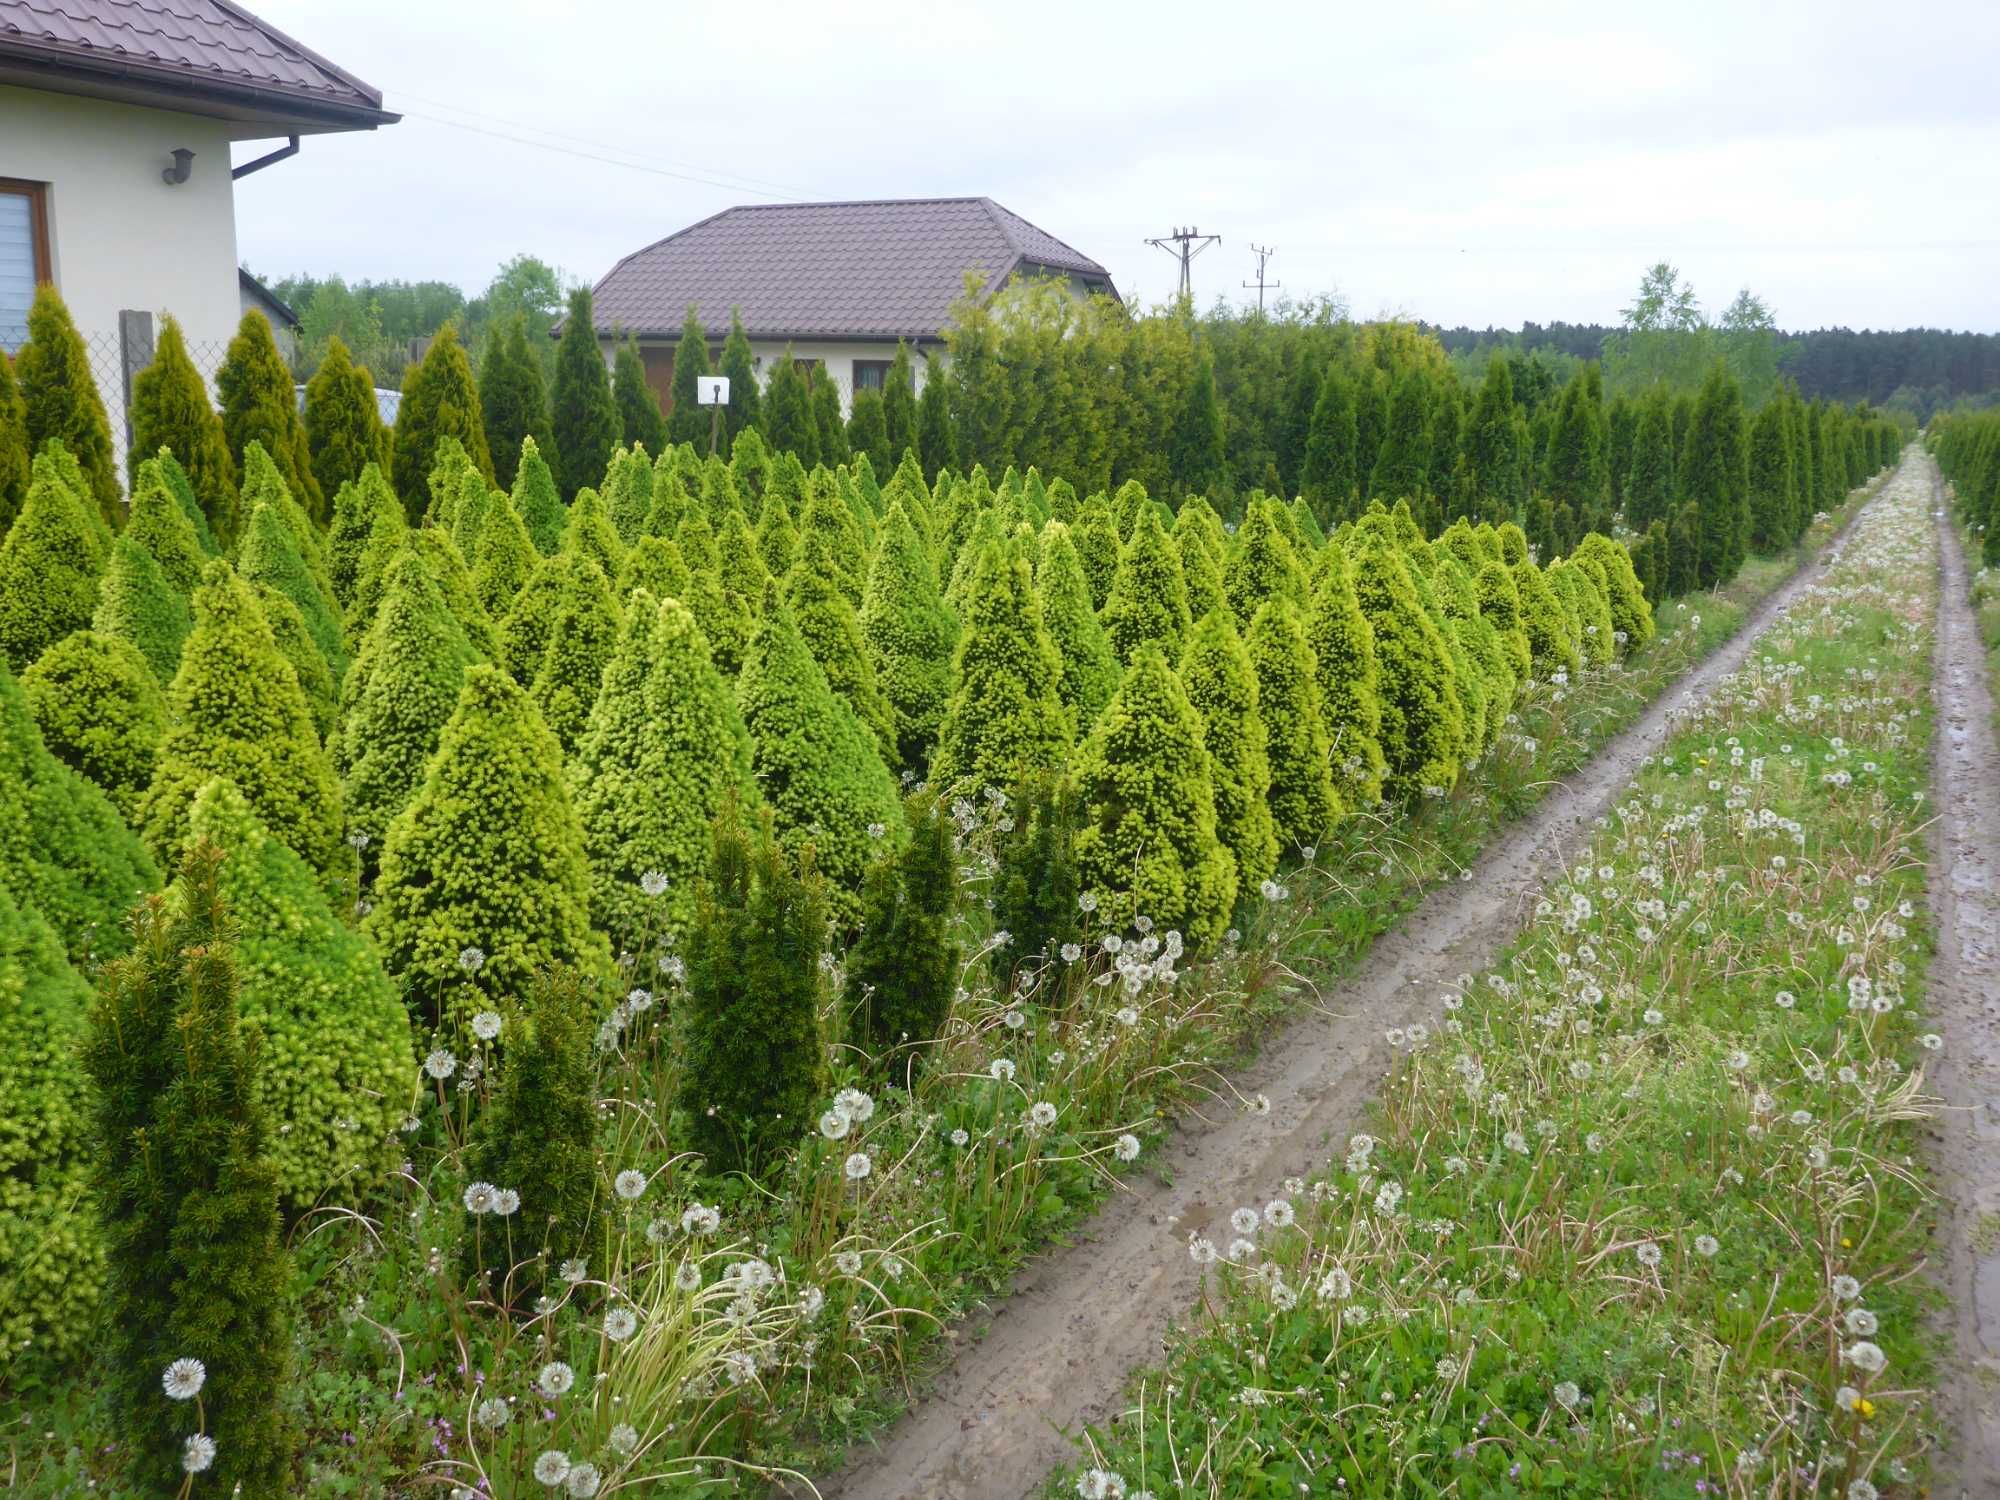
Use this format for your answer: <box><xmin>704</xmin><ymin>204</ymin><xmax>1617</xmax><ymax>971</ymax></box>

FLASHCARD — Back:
<box><xmin>803</xmin><ymin>482</ymin><xmax>1891</xmax><ymax>1500</ymax></box>
<box><xmin>1923</xmin><ymin>455</ymin><xmax>2000</xmax><ymax>1500</ymax></box>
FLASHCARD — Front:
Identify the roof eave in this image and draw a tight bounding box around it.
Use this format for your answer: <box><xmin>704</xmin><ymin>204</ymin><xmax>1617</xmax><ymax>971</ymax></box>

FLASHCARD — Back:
<box><xmin>0</xmin><ymin>49</ymin><xmax>400</xmax><ymax>134</ymax></box>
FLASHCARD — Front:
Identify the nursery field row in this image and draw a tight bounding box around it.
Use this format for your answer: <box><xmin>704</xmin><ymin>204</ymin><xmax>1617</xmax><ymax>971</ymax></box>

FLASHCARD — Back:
<box><xmin>1048</xmin><ymin>454</ymin><xmax>1957</xmax><ymax>1500</ymax></box>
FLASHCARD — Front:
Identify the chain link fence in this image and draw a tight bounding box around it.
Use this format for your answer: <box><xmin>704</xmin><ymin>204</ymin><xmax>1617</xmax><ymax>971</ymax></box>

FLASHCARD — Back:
<box><xmin>78</xmin><ymin>315</ymin><xmax>229</xmax><ymax>480</ymax></box>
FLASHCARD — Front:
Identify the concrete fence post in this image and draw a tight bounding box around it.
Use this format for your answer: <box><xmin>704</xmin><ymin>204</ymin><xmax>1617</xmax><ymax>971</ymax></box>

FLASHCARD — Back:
<box><xmin>117</xmin><ymin>308</ymin><xmax>155</xmax><ymax>452</ymax></box>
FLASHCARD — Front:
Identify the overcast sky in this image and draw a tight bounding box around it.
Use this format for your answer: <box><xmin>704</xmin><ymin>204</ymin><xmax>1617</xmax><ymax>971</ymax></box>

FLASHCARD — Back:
<box><xmin>233</xmin><ymin>0</ymin><xmax>2000</xmax><ymax>332</ymax></box>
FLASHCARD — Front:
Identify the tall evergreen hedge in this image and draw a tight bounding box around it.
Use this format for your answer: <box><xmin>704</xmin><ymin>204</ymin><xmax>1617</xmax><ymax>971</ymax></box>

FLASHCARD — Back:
<box><xmin>15</xmin><ymin>286</ymin><xmax>120</xmax><ymax>528</ymax></box>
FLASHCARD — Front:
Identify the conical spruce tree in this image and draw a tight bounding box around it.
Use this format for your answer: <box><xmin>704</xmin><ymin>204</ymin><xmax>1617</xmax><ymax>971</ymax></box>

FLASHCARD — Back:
<box><xmin>1453</xmin><ymin>355</ymin><xmax>1520</xmax><ymax>525</ymax></box>
<box><xmin>0</xmin><ymin>884</ymin><xmax>102</xmax><ymax>1365</ymax></box>
<box><xmin>150</xmin><ymin>446</ymin><xmax>218</xmax><ymax>554</ymax></box>
<box><xmin>1073</xmin><ymin>492</ymin><xmax>1122</xmax><ymax>610</ymax></box>
<box><xmin>1680</xmin><ymin>362</ymin><xmax>1751</xmax><ymax>589</ymax></box>
<box><xmin>449</xmin><ymin>467</ymin><xmax>494</xmax><ymax>565</ymax></box>
<box><xmin>339</xmin><ymin>552</ymin><xmax>480</xmax><ymax>855</ymax></box>
<box><xmin>561</xmin><ymin>479</ymin><xmax>626</xmax><ymax>580</ymax></box>
<box><xmin>1474</xmin><ymin>558</ymin><xmax>1532</xmax><ymax>680</ymax></box>
<box><xmin>882</xmin><ymin>339</ymin><xmax>918</xmax><ymax>459</ymax></box>
<box><xmin>1036</xmin><ymin>520</ymin><xmax>1119</xmax><ymax>731</ymax></box>
<box><xmin>15</xmin><ymin>286</ymin><xmax>120</xmax><ymax>527</ymax></box>
<box><xmin>1244</xmin><ymin>598</ymin><xmax>1341</xmax><ymax>855</ymax></box>
<box><xmin>616</xmin><ymin>533</ymin><xmax>690</xmax><ymax>604</ymax></box>
<box><xmin>664</xmin><ymin>307</ymin><xmax>712</xmax><ymax>449</ymax></box>
<box><xmin>251</xmin><ymin>590</ymin><xmax>331</xmax><ymax>753</ymax></box>
<box><xmin>0</xmin><ymin>347</ymin><xmax>27</xmax><ymax>535</ymax></box>
<box><xmin>1304</xmin><ymin>540</ymin><xmax>1388</xmax><ymax>808</ymax></box>
<box><xmin>1223</xmin><ymin>497</ymin><xmax>1308</xmax><ymax>623</ymax></box>
<box><xmin>0</xmin><ymin>658</ymin><xmax>158</xmax><ymax>962</ymax></box>
<box><xmin>1542</xmin><ymin>367</ymin><xmax>1604</xmax><ymax>519</ymax></box>
<box><xmin>1746</xmin><ymin>396</ymin><xmax>1797</xmax><ymax>553</ymax></box>
<box><xmin>679</xmin><ymin>810</ymin><xmax>827</xmax><ymax>1174</ymax></box>
<box><xmin>931</xmin><ymin>541</ymin><xmax>1072</xmax><ymax>794</ymax></box>
<box><xmin>509</xmin><ymin>433</ymin><xmax>567</xmax><ymax>555</ymax></box>
<box><xmin>571</xmin><ymin>593</ymin><xmax>755</xmax><ymax>946</ymax></box>
<box><xmin>1180</xmin><ymin>609</ymin><xmax>1279</xmax><ymax>896</ymax></box>
<box><xmin>602</xmin><ymin>443</ymin><xmax>655</xmax><ymax>545</ymax></box>
<box><xmin>756</xmin><ymin>488</ymin><xmax>800</xmax><ymax>575</ymax></box>
<box><xmin>1368</xmin><ymin>368</ymin><xmax>1433</xmax><ymax>506</ymax></box>
<box><xmin>392</xmin><ymin>324</ymin><xmax>492</xmax><ymax>520</ymax></box>
<box><xmin>0</xmin><ymin>448</ymin><xmax>105</xmax><ymax>668</ymax></box>
<box><xmin>93</xmin><ymin>535</ymin><xmax>191</xmax><ymax>683</ymax></box>
<box><xmin>1559</xmin><ymin>555</ymin><xmax>1617</xmax><ymax>667</ymax></box>
<box><xmin>140</xmin><ymin>561</ymin><xmax>351</xmax><ymax>890</ymax></box>
<box><xmin>366</xmin><ymin>665</ymin><xmax>609</xmax><ymax>1024</ymax></box>
<box><xmin>729</xmin><ymin>424</ymin><xmax>774</xmax><ymax>512</ymax></box>
<box><xmin>530</xmin><ymin>555</ymin><xmax>623</xmax><ymax>756</ymax></box>
<box><xmin>239</xmin><ymin>439</ymin><xmax>335</xmax><ymax>597</ymax></box>
<box><xmin>716</xmin><ymin>503</ymin><xmax>771</xmax><ymax>601</ymax></box>
<box><xmin>812</xmin><ymin>373</ymin><xmax>849</xmax><ymax>467</ymax></box>
<box><xmin>860</xmin><ymin>500</ymin><xmax>957</xmax><ymax>770</ymax></box>
<box><xmin>613</xmin><ymin>334</ymin><xmax>667</xmax><ymax>452</ymax></box>
<box><xmin>762</xmin><ymin>348</ymin><xmax>819</xmax><ymax>467</ymax></box>
<box><xmin>1178</xmin><ymin>524</ymin><xmax>1225</xmax><ymax>623</ymax></box>
<box><xmin>237</xmin><ymin>499</ymin><xmax>347</xmax><ymax>680</ymax></box>
<box><xmin>789</xmin><ymin>548</ymin><xmax>899</xmax><ymax>768</ymax></box>
<box><xmin>645</xmin><ymin>455</ymin><xmax>689</xmax><ymax>537</ymax></box>
<box><xmin>719</xmin><ymin>309</ymin><xmax>762</xmax><ymax>444</ymax></box>
<box><xmin>1624</xmin><ymin>387</ymin><xmax>1676</xmax><ymax>529</ymax></box>
<box><xmin>327</xmin><ymin>461</ymin><xmax>402</xmax><ymax>610</ymax></box>
<box><xmin>85</xmin><ymin>848</ymin><xmax>296</xmax><ymax>1498</ymax></box>
<box><xmin>479</xmin><ymin>314</ymin><xmax>553</xmax><ymax>492</ymax></box>
<box><xmin>218</xmin><ymin>308</ymin><xmax>321</xmax><ymax>522</ymax></box>
<box><xmin>1571</xmin><ymin>533</ymin><xmax>1654</xmax><ymax>653</ymax></box>
<box><xmin>848</xmin><ymin>388</ymin><xmax>893</xmax><ymax>478</ymax></box>
<box><xmin>800</xmin><ymin>471</ymin><xmax>868</xmax><ymax>605</ymax></box>
<box><xmin>674</xmin><ymin>510</ymin><xmax>753</xmax><ymax>676</ymax></box>
<box><xmin>21</xmin><ymin>630</ymin><xmax>164</xmax><ymax>820</ymax></box>
<box><xmin>1511</xmin><ymin>555</ymin><xmax>1579</xmax><ymax>678</ymax></box>
<box><xmin>186</xmin><ymin>781</ymin><xmax>411</xmax><ymax>1211</ymax></box>
<box><xmin>738</xmin><ymin>585</ymin><xmax>903</xmax><ymax>928</ymax></box>
<box><xmin>1102</xmin><ymin>504</ymin><xmax>1193</xmax><ymax>666</ymax></box>
<box><xmin>1300</xmin><ymin>368</ymin><xmax>1359</xmax><ymax>524</ymax></box>
<box><xmin>128</xmin><ymin>313</ymin><xmax>238</xmax><ymax>530</ymax></box>
<box><xmin>1171</xmin><ymin>349</ymin><xmax>1227</xmax><ymax>498</ymax></box>
<box><xmin>303</xmin><ymin>334</ymin><xmax>389</xmax><ymax>505</ymax></box>
<box><xmin>916</xmin><ymin>356</ymin><xmax>956</xmax><ymax>482</ymax></box>
<box><xmin>846</xmin><ymin>794</ymin><xmax>959</xmax><ymax>1062</ymax></box>
<box><xmin>1352</xmin><ymin>372</ymin><xmax>1389</xmax><ymax>498</ymax></box>
<box><xmin>1350</xmin><ymin>540</ymin><xmax>1464</xmax><ymax>801</ymax></box>
<box><xmin>1073</xmin><ymin>645</ymin><xmax>1236</xmax><ymax>950</ymax></box>
<box><xmin>461</xmin><ymin>967</ymin><xmax>600</xmax><ymax>1298</ymax></box>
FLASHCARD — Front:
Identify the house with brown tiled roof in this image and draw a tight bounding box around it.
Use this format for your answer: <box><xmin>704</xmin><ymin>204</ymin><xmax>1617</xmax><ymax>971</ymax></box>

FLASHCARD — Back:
<box><xmin>0</xmin><ymin>0</ymin><xmax>394</xmax><ymax>451</ymax></box>
<box><xmin>585</xmin><ymin>197</ymin><xmax>1117</xmax><ymax>415</ymax></box>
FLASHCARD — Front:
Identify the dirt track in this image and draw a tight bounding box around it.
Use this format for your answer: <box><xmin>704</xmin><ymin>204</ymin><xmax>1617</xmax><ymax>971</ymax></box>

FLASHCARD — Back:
<box><xmin>805</xmin><ymin>477</ymin><xmax>1889</xmax><ymax>1500</ymax></box>
<box><xmin>1922</xmin><ymin>453</ymin><xmax>2000</xmax><ymax>1499</ymax></box>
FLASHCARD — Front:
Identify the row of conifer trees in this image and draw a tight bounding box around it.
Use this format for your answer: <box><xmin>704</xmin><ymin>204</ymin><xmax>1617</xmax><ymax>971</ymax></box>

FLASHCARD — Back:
<box><xmin>1930</xmin><ymin>405</ymin><xmax>2000</xmax><ymax>567</ymax></box>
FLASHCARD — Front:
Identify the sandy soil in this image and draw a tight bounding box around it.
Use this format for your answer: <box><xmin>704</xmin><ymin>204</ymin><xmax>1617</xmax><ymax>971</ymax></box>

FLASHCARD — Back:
<box><xmin>801</xmin><ymin>484</ymin><xmax>1892</xmax><ymax>1500</ymax></box>
<box><xmin>1922</xmin><ymin>452</ymin><xmax>2000</xmax><ymax>1499</ymax></box>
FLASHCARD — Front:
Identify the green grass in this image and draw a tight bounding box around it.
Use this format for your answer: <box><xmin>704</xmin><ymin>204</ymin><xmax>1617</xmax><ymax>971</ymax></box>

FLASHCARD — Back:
<box><xmin>1056</xmin><ymin>471</ymin><xmax>1943</xmax><ymax>1499</ymax></box>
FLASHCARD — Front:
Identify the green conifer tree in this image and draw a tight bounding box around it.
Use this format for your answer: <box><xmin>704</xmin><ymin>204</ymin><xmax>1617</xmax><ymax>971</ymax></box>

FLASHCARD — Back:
<box><xmin>1571</xmin><ymin>533</ymin><xmax>1654</xmax><ymax>652</ymax></box>
<box><xmin>1511</xmin><ymin>555</ymin><xmax>1578</xmax><ymax>677</ymax></box>
<box><xmin>478</xmin><ymin>314</ymin><xmax>553</xmax><ymax>492</ymax></box>
<box><xmin>1680</xmin><ymin>362</ymin><xmax>1751</xmax><ymax>588</ymax></box>
<box><xmin>571</xmin><ymin>593</ymin><xmax>753</xmax><ymax>945</ymax></box>
<box><xmin>789</xmin><ymin>548</ymin><xmax>899</xmax><ymax>767</ymax></box>
<box><xmin>1178</xmin><ymin>521</ymin><xmax>1226</xmax><ymax>626</ymax></box>
<box><xmin>0</xmin><ymin>885</ymin><xmax>102</xmax><ymax>1365</ymax></box>
<box><xmin>663</xmin><ymin>307</ymin><xmax>712</xmax><ymax>449</ymax></box>
<box><xmin>129</xmin><ymin>313</ymin><xmax>239</xmax><ymax>531</ymax></box>
<box><xmin>551</xmin><ymin>288</ymin><xmax>619</xmax><ymax>501</ymax></box>
<box><xmin>848</xmin><ymin>388</ymin><xmax>893</xmax><ymax>478</ymax></box>
<box><xmin>141</xmin><ymin>561</ymin><xmax>350</xmax><ymax>890</ymax></box>
<box><xmin>719</xmin><ymin>309</ymin><xmax>762</xmax><ymax>444</ymax></box>
<box><xmin>615</xmin><ymin>533</ymin><xmax>690</xmax><ymax>603</ymax></box>
<box><xmin>813</xmin><ymin>372</ymin><xmax>849</xmax><ymax>467</ymax></box>
<box><xmin>932</xmin><ymin>542</ymin><xmax>1072</xmax><ymax>793</ymax></box>
<box><xmin>613</xmin><ymin>334</ymin><xmax>667</xmax><ymax>453</ymax></box>
<box><xmin>0</xmin><ymin>348</ymin><xmax>27</xmax><ymax>534</ymax></box>
<box><xmin>187</xmin><ymin>781</ymin><xmax>411</xmax><ymax>1210</ymax></box>
<box><xmin>680</xmin><ymin>811</ymin><xmax>826</xmax><ymax>1173</ymax></box>
<box><xmin>860</xmin><ymin>500</ymin><xmax>956</xmax><ymax>770</ymax></box>
<box><xmin>1350</xmin><ymin>540</ymin><xmax>1464</xmax><ymax>800</ymax></box>
<box><xmin>85</xmin><ymin>849</ymin><xmax>295</xmax><ymax>1498</ymax></box>
<box><xmin>1102</xmin><ymin>504</ymin><xmax>1193</xmax><ymax>665</ymax></box>
<box><xmin>1171</xmin><ymin>349</ymin><xmax>1227</xmax><ymax>499</ymax></box>
<box><xmin>756</xmin><ymin>488</ymin><xmax>800</xmax><ymax>576</ymax></box>
<box><xmin>846</xmin><ymin>795</ymin><xmax>959</xmax><ymax>1061</ymax></box>
<box><xmin>1073</xmin><ymin>646</ymin><xmax>1236</xmax><ymax>950</ymax></box>
<box><xmin>1746</xmin><ymin>396</ymin><xmax>1796</xmax><ymax>553</ymax></box>
<box><xmin>22</xmin><ymin>630</ymin><xmax>164</xmax><ymax>819</ymax></box>
<box><xmin>1368</xmin><ymin>368</ymin><xmax>1433</xmax><ymax>506</ymax></box>
<box><xmin>602</xmin><ymin>444</ymin><xmax>655</xmax><ymax>545</ymax></box>
<box><xmin>303</xmin><ymin>334</ymin><xmax>390</xmax><ymax>505</ymax></box>
<box><xmin>326</xmin><ymin>462</ymin><xmax>401</xmax><ymax>610</ymax></box>
<box><xmin>762</xmin><ymin>349</ymin><xmax>819</xmax><ymax>467</ymax></box>
<box><xmin>151</xmin><ymin>447</ymin><xmax>218</xmax><ymax>553</ymax></box>
<box><xmin>1223</xmin><ymin>497</ymin><xmax>1307</xmax><ymax>623</ymax></box>
<box><xmin>1304</xmin><ymin>541</ymin><xmax>1388</xmax><ymax>807</ymax></box>
<box><xmin>237</xmin><ymin>499</ymin><xmax>347</xmax><ymax>680</ymax></box>
<box><xmin>530</xmin><ymin>555</ymin><xmax>622</xmax><ymax>756</ymax></box>
<box><xmin>1300</xmin><ymin>368</ymin><xmax>1358</xmax><ymax>524</ymax></box>
<box><xmin>93</xmin><ymin>535</ymin><xmax>191</xmax><ymax>683</ymax></box>
<box><xmin>392</xmin><ymin>324</ymin><xmax>492</xmax><ymax>520</ymax></box>
<box><xmin>882</xmin><ymin>339</ymin><xmax>918</xmax><ymax>458</ymax></box>
<box><xmin>0</xmin><ymin>448</ymin><xmax>104</xmax><ymax>668</ymax></box>
<box><xmin>1474</xmin><ymin>558</ymin><xmax>1532</xmax><ymax>680</ymax></box>
<box><xmin>508</xmin><ymin>434</ymin><xmax>568</xmax><ymax>555</ymax></box>
<box><xmin>1454</xmin><ymin>355</ymin><xmax>1520</xmax><ymax>525</ymax></box>
<box><xmin>738</xmin><ymin>586</ymin><xmax>903</xmax><ymax>928</ymax></box>
<box><xmin>1180</xmin><ymin>609</ymin><xmax>1278</xmax><ymax>896</ymax></box>
<box><xmin>917</xmin><ymin>357</ymin><xmax>957</xmax><ymax>482</ymax></box>
<box><xmin>1623</xmin><ymin>387</ymin><xmax>1676</xmax><ymax>529</ymax></box>
<box><xmin>1244</xmin><ymin>598</ymin><xmax>1341</xmax><ymax>853</ymax></box>
<box><xmin>1036</xmin><ymin>520</ymin><xmax>1120</xmax><ymax>730</ymax></box>
<box><xmin>218</xmin><ymin>308</ymin><xmax>322</xmax><ymax>522</ymax></box>
<box><xmin>15</xmin><ymin>286</ymin><xmax>120</xmax><ymax>527</ymax></box>
<box><xmin>367</xmin><ymin>665</ymin><xmax>608</xmax><ymax>1023</ymax></box>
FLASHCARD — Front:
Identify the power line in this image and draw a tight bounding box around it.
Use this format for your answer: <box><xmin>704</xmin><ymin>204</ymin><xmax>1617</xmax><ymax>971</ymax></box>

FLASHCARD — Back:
<box><xmin>385</xmin><ymin>87</ymin><xmax>807</xmax><ymax>200</ymax></box>
<box><xmin>1241</xmin><ymin>243</ymin><xmax>1279</xmax><ymax>312</ymax></box>
<box><xmin>1146</xmin><ymin>224</ymin><xmax>1221</xmax><ymax>302</ymax></box>
<box><xmin>394</xmin><ymin>106</ymin><xmax>811</xmax><ymax>202</ymax></box>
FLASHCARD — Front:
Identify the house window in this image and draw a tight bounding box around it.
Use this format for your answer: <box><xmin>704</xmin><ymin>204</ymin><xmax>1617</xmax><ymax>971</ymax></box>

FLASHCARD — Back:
<box><xmin>852</xmin><ymin>359</ymin><xmax>891</xmax><ymax>395</ymax></box>
<box><xmin>0</xmin><ymin>178</ymin><xmax>52</xmax><ymax>354</ymax></box>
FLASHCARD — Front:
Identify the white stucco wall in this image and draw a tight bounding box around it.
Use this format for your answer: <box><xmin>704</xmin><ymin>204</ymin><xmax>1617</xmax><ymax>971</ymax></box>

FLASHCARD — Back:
<box><xmin>0</xmin><ymin>83</ymin><xmax>243</xmax><ymax>451</ymax></box>
<box><xmin>616</xmin><ymin>335</ymin><xmax>939</xmax><ymax>419</ymax></box>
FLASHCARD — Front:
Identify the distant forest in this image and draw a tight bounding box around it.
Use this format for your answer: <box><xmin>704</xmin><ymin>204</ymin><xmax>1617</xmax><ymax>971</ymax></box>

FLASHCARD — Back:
<box><xmin>1426</xmin><ymin>321</ymin><xmax>2000</xmax><ymax>423</ymax></box>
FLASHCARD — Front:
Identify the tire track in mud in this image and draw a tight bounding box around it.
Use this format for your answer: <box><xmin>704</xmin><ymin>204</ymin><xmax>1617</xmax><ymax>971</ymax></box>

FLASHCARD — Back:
<box><xmin>1922</xmin><ymin>455</ymin><xmax>2000</xmax><ymax>1500</ymax></box>
<box><xmin>805</xmin><ymin>478</ymin><xmax>1895</xmax><ymax>1500</ymax></box>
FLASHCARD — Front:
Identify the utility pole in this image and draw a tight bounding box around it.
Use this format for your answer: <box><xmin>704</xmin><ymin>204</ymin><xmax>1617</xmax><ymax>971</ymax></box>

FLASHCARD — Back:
<box><xmin>1146</xmin><ymin>224</ymin><xmax>1222</xmax><ymax>304</ymax></box>
<box><xmin>1242</xmin><ymin>243</ymin><xmax>1279</xmax><ymax>313</ymax></box>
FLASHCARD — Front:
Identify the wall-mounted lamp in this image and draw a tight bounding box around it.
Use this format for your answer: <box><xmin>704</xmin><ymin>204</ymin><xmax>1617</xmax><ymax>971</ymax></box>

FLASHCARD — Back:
<box><xmin>161</xmin><ymin>148</ymin><xmax>195</xmax><ymax>186</ymax></box>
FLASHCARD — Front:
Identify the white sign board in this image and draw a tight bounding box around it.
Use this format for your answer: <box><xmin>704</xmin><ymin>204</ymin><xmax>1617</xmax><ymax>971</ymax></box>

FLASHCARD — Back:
<box><xmin>697</xmin><ymin>375</ymin><xmax>730</xmax><ymax>407</ymax></box>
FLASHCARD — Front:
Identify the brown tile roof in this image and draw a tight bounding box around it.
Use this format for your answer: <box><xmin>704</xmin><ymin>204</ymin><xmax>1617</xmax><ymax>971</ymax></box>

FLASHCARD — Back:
<box><xmin>588</xmin><ymin>197</ymin><xmax>1116</xmax><ymax>344</ymax></box>
<box><xmin>0</xmin><ymin>0</ymin><xmax>395</xmax><ymax>129</ymax></box>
